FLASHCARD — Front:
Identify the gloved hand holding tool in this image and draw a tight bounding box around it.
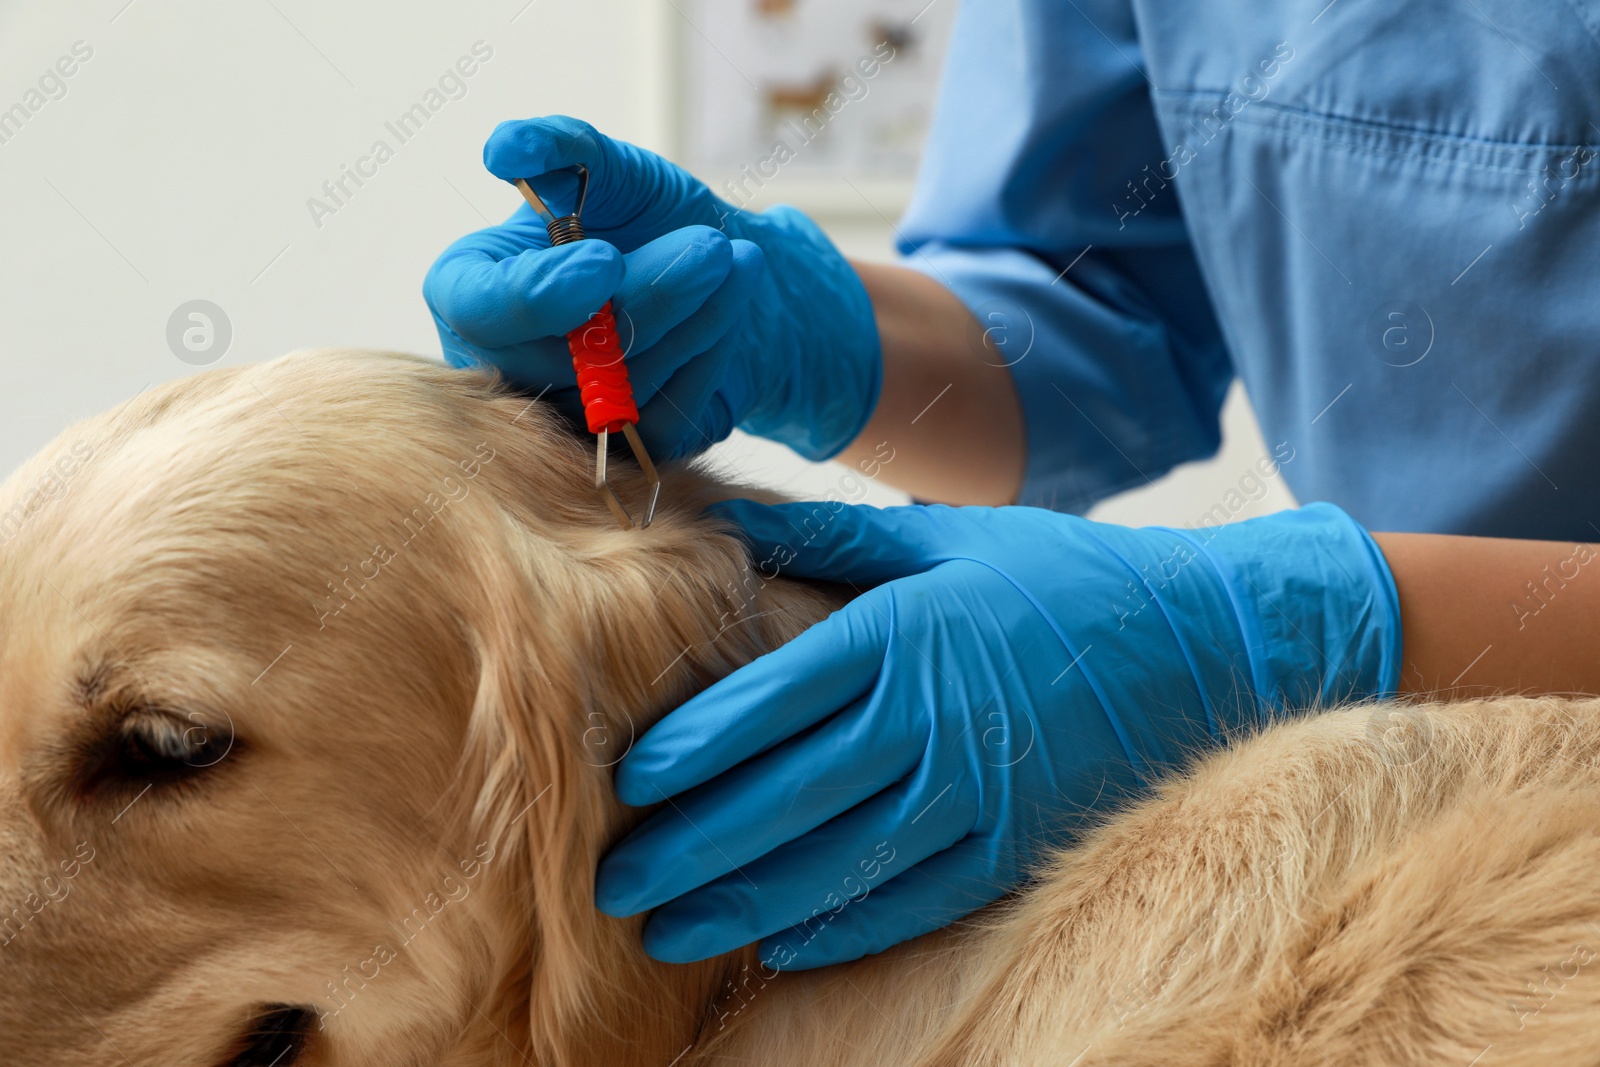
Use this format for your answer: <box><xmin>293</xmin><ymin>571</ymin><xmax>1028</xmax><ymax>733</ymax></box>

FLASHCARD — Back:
<box><xmin>423</xmin><ymin>115</ymin><xmax>881</xmax><ymax>466</ymax></box>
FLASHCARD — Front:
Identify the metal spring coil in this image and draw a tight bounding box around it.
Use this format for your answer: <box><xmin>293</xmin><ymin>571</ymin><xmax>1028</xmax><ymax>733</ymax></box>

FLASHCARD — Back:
<box><xmin>545</xmin><ymin>214</ymin><xmax>586</xmax><ymax>246</ymax></box>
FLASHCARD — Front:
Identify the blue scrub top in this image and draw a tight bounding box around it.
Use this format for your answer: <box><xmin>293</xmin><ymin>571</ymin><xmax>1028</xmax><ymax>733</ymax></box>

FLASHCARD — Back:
<box><xmin>898</xmin><ymin>0</ymin><xmax>1600</xmax><ymax>540</ymax></box>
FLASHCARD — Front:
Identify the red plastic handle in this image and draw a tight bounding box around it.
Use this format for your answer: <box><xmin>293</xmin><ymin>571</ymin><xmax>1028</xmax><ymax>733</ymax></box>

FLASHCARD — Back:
<box><xmin>568</xmin><ymin>301</ymin><xmax>638</xmax><ymax>435</ymax></box>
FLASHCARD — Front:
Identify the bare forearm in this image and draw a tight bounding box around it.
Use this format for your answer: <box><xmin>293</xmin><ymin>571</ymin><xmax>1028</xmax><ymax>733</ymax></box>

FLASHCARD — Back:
<box><xmin>838</xmin><ymin>260</ymin><xmax>1026</xmax><ymax>505</ymax></box>
<box><xmin>831</xmin><ymin>267</ymin><xmax>1600</xmax><ymax>699</ymax></box>
<box><xmin>1373</xmin><ymin>532</ymin><xmax>1600</xmax><ymax>697</ymax></box>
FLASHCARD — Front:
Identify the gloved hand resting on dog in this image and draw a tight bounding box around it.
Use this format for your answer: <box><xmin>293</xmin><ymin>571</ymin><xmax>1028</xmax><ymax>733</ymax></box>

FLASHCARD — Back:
<box><xmin>595</xmin><ymin>500</ymin><xmax>1401</xmax><ymax>970</ymax></box>
<box><xmin>422</xmin><ymin>115</ymin><xmax>880</xmax><ymax>464</ymax></box>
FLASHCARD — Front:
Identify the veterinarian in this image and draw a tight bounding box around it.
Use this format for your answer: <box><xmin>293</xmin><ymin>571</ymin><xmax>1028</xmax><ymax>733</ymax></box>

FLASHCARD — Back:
<box><xmin>424</xmin><ymin>1</ymin><xmax>1600</xmax><ymax>971</ymax></box>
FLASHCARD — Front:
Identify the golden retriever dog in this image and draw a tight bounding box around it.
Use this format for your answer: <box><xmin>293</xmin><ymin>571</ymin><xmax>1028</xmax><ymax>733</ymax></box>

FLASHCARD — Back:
<box><xmin>3</xmin><ymin>350</ymin><xmax>1600</xmax><ymax>1067</ymax></box>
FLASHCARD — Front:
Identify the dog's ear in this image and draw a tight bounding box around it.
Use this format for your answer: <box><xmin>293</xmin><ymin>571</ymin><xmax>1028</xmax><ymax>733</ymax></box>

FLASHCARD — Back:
<box><xmin>442</xmin><ymin>390</ymin><xmax>792</xmax><ymax>1067</ymax></box>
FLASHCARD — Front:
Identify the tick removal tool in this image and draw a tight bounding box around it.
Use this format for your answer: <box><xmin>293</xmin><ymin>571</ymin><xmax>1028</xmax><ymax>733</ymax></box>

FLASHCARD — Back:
<box><xmin>512</xmin><ymin>165</ymin><xmax>660</xmax><ymax>529</ymax></box>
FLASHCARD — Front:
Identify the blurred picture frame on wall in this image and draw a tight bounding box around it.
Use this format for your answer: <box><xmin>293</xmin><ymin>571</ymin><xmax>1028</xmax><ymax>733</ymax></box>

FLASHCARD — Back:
<box><xmin>674</xmin><ymin>0</ymin><xmax>957</xmax><ymax>217</ymax></box>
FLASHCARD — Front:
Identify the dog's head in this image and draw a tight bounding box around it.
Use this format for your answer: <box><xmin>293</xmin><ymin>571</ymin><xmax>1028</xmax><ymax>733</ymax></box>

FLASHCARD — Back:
<box><xmin>0</xmin><ymin>351</ymin><xmax>826</xmax><ymax>1066</ymax></box>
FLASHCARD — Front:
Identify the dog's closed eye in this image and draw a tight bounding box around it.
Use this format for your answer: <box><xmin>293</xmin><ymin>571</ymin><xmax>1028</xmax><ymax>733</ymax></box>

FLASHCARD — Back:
<box><xmin>217</xmin><ymin>1004</ymin><xmax>316</xmax><ymax>1067</ymax></box>
<box><xmin>78</xmin><ymin>705</ymin><xmax>238</xmax><ymax>798</ymax></box>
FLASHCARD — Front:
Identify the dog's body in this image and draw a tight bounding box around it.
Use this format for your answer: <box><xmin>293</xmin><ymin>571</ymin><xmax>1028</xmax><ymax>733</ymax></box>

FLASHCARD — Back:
<box><xmin>3</xmin><ymin>351</ymin><xmax>1599</xmax><ymax>1066</ymax></box>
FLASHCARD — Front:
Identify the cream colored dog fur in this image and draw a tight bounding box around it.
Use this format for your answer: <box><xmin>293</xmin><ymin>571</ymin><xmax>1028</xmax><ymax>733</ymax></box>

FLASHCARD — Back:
<box><xmin>1</xmin><ymin>350</ymin><xmax>1597</xmax><ymax>1067</ymax></box>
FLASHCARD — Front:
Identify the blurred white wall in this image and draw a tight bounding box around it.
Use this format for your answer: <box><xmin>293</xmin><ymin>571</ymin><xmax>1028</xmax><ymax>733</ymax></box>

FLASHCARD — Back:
<box><xmin>0</xmin><ymin>0</ymin><xmax>1294</xmax><ymax>525</ymax></box>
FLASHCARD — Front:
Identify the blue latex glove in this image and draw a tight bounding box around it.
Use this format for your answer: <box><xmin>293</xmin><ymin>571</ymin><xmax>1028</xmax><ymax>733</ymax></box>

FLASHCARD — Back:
<box><xmin>596</xmin><ymin>500</ymin><xmax>1400</xmax><ymax>970</ymax></box>
<box><xmin>423</xmin><ymin>116</ymin><xmax>881</xmax><ymax>462</ymax></box>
